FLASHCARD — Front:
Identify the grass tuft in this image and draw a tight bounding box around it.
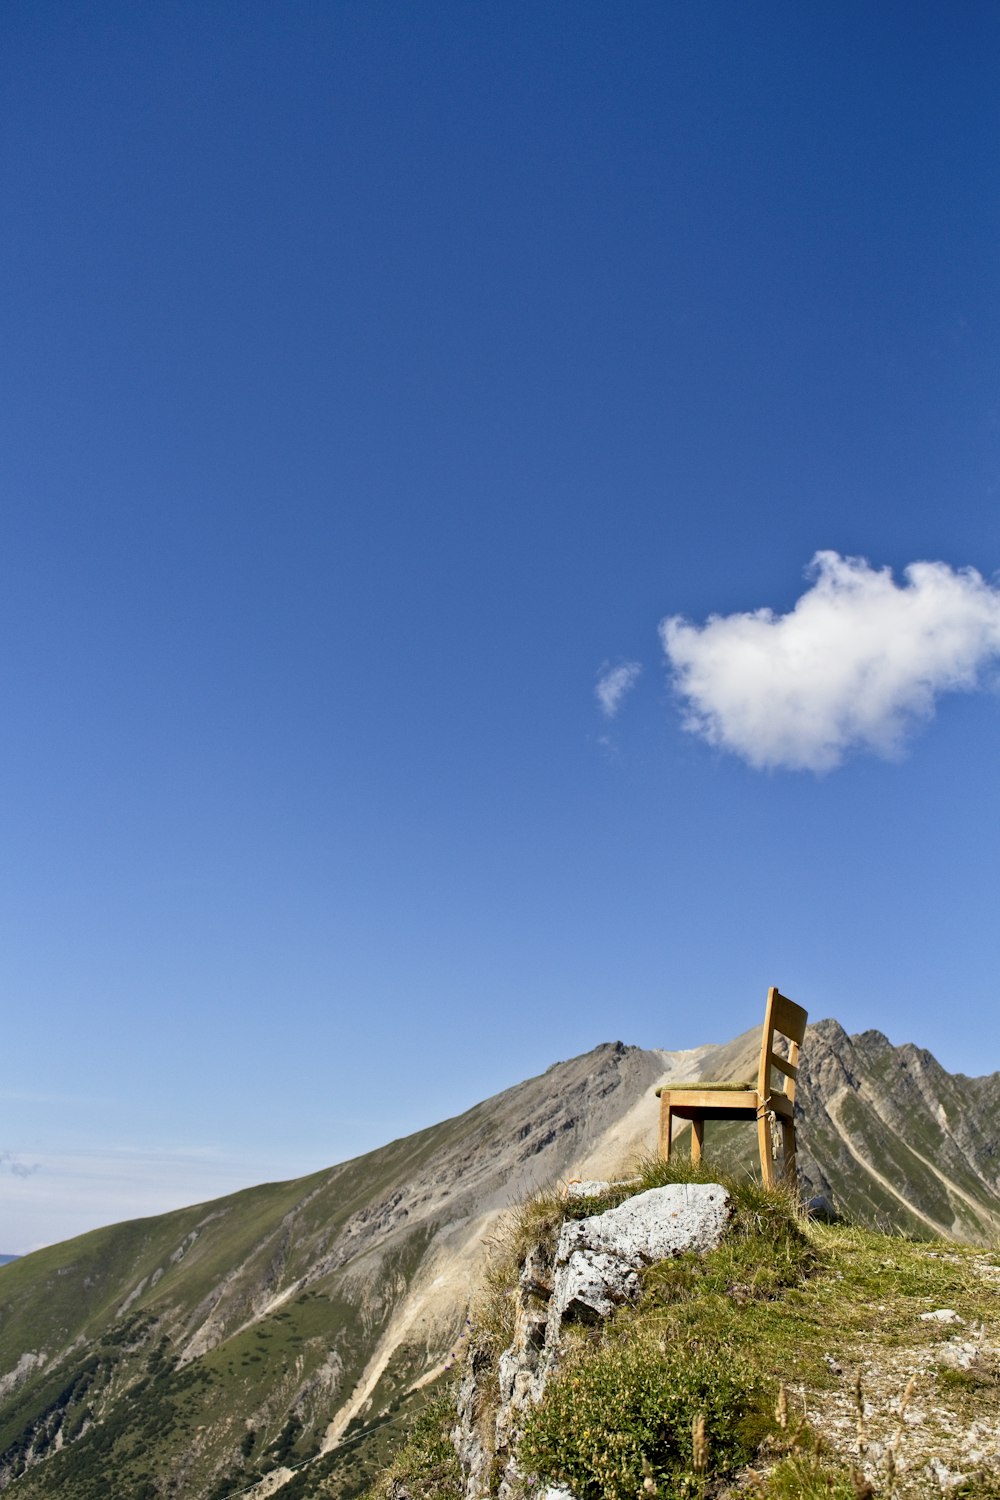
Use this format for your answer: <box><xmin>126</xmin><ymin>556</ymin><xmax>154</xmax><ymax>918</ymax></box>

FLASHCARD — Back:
<box><xmin>363</xmin><ymin>1396</ymin><xmax>462</xmax><ymax>1500</ymax></box>
<box><xmin>742</xmin><ymin>1448</ymin><xmax>872</xmax><ymax>1499</ymax></box>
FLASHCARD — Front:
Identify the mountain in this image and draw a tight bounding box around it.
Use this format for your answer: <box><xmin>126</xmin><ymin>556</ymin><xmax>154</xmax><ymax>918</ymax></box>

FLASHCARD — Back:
<box><xmin>2</xmin><ymin>1021</ymin><xmax>999</xmax><ymax>1498</ymax></box>
<box><xmin>0</xmin><ymin>1043</ymin><xmax>666</xmax><ymax>1500</ymax></box>
<box><xmin>0</xmin><ymin>1258</ymin><xmax>18</xmax><ymax>1268</ymax></box>
<box><xmin>796</xmin><ymin>1020</ymin><xmax>1000</xmax><ymax>1241</ymax></box>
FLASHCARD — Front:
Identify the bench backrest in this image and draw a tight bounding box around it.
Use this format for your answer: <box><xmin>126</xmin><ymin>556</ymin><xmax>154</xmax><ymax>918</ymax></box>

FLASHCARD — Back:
<box><xmin>757</xmin><ymin>986</ymin><xmax>808</xmax><ymax>1107</ymax></box>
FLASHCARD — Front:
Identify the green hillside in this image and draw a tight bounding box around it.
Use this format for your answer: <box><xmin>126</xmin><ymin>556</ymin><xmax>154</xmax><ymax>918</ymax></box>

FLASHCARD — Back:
<box><xmin>795</xmin><ymin>1023</ymin><xmax>1000</xmax><ymax>1244</ymax></box>
<box><xmin>0</xmin><ymin>1120</ymin><xmax>472</xmax><ymax>1500</ymax></box>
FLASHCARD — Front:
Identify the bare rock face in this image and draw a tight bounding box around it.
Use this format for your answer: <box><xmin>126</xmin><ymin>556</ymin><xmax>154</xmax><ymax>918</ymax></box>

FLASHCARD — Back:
<box><xmin>454</xmin><ymin>1184</ymin><xmax>732</xmax><ymax>1500</ymax></box>
<box><xmin>549</xmin><ymin>1183</ymin><xmax>730</xmax><ymax>1329</ymax></box>
<box><xmin>453</xmin><ymin>1344</ymin><xmax>496</xmax><ymax>1500</ymax></box>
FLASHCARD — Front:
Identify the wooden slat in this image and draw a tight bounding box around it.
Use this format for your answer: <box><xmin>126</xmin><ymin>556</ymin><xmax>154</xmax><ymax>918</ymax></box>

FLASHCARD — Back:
<box><xmin>767</xmin><ymin>1052</ymin><xmax>797</xmax><ymax>1080</ymax></box>
<box><xmin>770</xmin><ymin>989</ymin><xmax>808</xmax><ymax>1045</ymax></box>
<box><xmin>758</xmin><ymin>1112</ymin><xmax>775</xmax><ymax>1188</ymax></box>
<box><xmin>660</xmin><ymin>1089</ymin><xmax>759</xmax><ymax>1112</ymax></box>
<box><xmin>670</xmin><ymin>1106</ymin><xmax>769</xmax><ymax>1123</ymax></box>
<box><xmin>663</xmin><ymin>1096</ymin><xmax>795</xmax><ymax>1124</ymax></box>
<box><xmin>665</xmin><ymin>1098</ymin><xmax>763</xmax><ymax>1124</ymax></box>
<box><xmin>658</xmin><ymin>1094</ymin><xmax>672</xmax><ymax>1159</ymax></box>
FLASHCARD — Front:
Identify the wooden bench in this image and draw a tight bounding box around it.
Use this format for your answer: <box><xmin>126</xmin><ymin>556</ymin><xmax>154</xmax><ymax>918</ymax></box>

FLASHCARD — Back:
<box><xmin>655</xmin><ymin>986</ymin><xmax>807</xmax><ymax>1188</ymax></box>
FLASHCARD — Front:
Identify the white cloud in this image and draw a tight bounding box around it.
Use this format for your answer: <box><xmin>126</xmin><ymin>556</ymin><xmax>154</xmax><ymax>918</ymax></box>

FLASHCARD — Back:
<box><xmin>660</xmin><ymin>551</ymin><xmax>1000</xmax><ymax>771</ymax></box>
<box><xmin>596</xmin><ymin>660</ymin><xmax>642</xmax><ymax>718</ymax></box>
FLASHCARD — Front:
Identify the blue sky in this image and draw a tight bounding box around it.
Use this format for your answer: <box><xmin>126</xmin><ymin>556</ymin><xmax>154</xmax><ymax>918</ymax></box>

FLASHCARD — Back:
<box><xmin>3</xmin><ymin>1</ymin><xmax>1000</xmax><ymax>1252</ymax></box>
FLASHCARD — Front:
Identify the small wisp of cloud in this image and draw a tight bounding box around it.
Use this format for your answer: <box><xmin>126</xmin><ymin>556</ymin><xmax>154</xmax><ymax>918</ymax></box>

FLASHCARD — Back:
<box><xmin>661</xmin><ymin>551</ymin><xmax>1000</xmax><ymax>771</ymax></box>
<box><xmin>1</xmin><ymin>1150</ymin><xmax>40</xmax><ymax>1180</ymax></box>
<box><xmin>596</xmin><ymin>660</ymin><xmax>642</xmax><ymax>719</ymax></box>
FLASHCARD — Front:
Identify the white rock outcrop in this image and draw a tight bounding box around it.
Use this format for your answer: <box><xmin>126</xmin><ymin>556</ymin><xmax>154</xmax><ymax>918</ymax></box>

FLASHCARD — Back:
<box><xmin>0</xmin><ymin>1350</ymin><xmax>48</xmax><ymax>1403</ymax></box>
<box><xmin>548</xmin><ymin>1183</ymin><xmax>730</xmax><ymax>1332</ymax></box>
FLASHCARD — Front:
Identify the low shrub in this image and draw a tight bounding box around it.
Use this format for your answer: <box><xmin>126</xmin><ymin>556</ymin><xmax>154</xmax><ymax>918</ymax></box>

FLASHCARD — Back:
<box><xmin>518</xmin><ymin>1326</ymin><xmax>765</xmax><ymax>1500</ymax></box>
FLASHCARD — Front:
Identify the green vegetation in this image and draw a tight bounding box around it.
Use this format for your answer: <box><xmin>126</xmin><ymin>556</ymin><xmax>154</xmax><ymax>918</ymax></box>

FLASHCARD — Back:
<box><xmin>504</xmin><ymin>1159</ymin><xmax>812</xmax><ymax>1498</ymax></box>
<box><xmin>519</xmin><ymin>1333</ymin><xmax>761</xmax><ymax>1498</ymax></box>
<box><xmin>749</xmin><ymin>1447</ymin><xmax>869</xmax><ymax>1499</ymax></box>
<box><xmin>384</xmin><ymin>1157</ymin><xmax>1000</xmax><ymax>1500</ymax></box>
<box><xmin>365</xmin><ymin>1397</ymin><xmax>463</xmax><ymax>1500</ymax></box>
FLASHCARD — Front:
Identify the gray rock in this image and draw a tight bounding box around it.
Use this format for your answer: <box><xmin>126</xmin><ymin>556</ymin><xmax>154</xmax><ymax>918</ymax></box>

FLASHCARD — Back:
<box><xmin>544</xmin><ymin>1184</ymin><xmax>730</xmax><ymax>1350</ymax></box>
<box><xmin>938</xmin><ymin>1338</ymin><xmax>981</xmax><ymax>1369</ymax></box>
<box><xmin>452</xmin><ymin>1343</ymin><xmax>496</xmax><ymax>1500</ymax></box>
<box><xmin>519</xmin><ymin>1243</ymin><xmax>554</xmax><ymax>1301</ymax></box>
<box><xmin>804</xmin><ymin>1193</ymin><xmax>837</xmax><ymax>1222</ymax></box>
<box><xmin>547</xmin><ymin>1247</ymin><xmax>641</xmax><ymax>1324</ymax></box>
<box><xmin>557</xmin><ymin>1183</ymin><xmax>731</xmax><ymax>1267</ymax></box>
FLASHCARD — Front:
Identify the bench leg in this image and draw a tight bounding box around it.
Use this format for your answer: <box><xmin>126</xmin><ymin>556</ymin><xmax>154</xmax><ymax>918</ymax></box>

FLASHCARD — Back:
<box><xmin>690</xmin><ymin>1116</ymin><xmax>704</xmax><ymax>1164</ymax></box>
<box><xmin>659</xmin><ymin>1097</ymin><xmax>673</xmax><ymax>1160</ymax></box>
<box><xmin>757</xmin><ymin>1112</ymin><xmax>775</xmax><ymax>1188</ymax></box>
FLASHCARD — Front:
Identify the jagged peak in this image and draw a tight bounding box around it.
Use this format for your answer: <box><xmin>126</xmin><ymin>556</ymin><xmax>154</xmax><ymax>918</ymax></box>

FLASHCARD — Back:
<box><xmin>852</xmin><ymin>1027</ymin><xmax>894</xmax><ymax>1048</ymax></box>
<box><xmin>542</xmin><ymin>1040</ymin><xmax>633</xmax><ymax>1072</ymax></box>
<box><xmin>807</xmin><ymin>1016</ymin><xmax>850</xmax><ymax>1044</ymax></box>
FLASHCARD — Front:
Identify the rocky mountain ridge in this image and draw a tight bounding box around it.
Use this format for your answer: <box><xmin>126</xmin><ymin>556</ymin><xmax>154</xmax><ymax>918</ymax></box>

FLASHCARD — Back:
<box><xmin>1</xmin><ymin>1019</ymin><xmax>998</xmax><ymax>1498</ymax></box>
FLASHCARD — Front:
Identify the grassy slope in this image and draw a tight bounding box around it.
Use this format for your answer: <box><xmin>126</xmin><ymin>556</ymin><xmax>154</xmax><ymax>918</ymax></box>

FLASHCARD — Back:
<box><xmin>373</xmin><ymin>1160</ymin><xmax>1000</xmax><ymax>1500</ymax></box>
<box><xmin>0</xmin><ymin>1041</ymin><xmax>673</xmax><ymax>1500</ymax></box>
